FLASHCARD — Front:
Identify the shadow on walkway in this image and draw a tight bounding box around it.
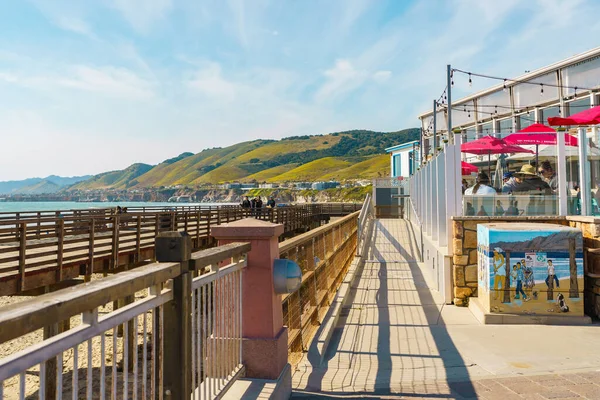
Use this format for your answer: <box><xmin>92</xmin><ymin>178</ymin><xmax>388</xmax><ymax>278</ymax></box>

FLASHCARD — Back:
<box><xmin>295</xmin><ymin>219</ymin><xmax>477</xmax><ymax>399</ymax></box>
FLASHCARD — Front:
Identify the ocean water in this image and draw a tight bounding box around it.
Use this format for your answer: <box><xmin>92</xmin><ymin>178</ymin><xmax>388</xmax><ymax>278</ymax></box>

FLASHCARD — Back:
<box><xmin>0</xmin><ymin>201</ymin><xmax>235</xmax><ymax>214</ymax></box>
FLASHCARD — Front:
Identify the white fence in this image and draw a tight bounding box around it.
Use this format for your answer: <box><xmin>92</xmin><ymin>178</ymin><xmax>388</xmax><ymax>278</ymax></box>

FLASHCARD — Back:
<box><xmin>409</xmin><ymin>142</ymin><xmax>462</xmax><ymax>248</ymax></box>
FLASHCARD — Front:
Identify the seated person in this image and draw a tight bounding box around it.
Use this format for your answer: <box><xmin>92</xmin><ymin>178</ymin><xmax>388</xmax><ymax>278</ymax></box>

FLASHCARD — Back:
<box><xmin>464</xmin><ymin>172</ymin><xmax>496</xmax><ymax>195</ymax></box>
<box><xmin>538</xmin><ymin>161</ymin><xmax>558</xmax><ymax>192</ymax></box>
<box><xmin>501</xmin><ymin>171</ymin><xmax>517</xmax><ymax>194</ymax></box>
<box><xmin>511</xmin><ymin>165</ymin><xmax>552</xmax><ymax>194</ymax></box>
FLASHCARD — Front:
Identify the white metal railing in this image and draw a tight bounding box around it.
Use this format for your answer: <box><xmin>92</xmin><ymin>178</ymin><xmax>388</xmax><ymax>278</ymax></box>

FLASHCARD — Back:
<box><xmin>357</xmin><ymin>194</ymin><xmax>373</xmax><ymax>256</ymax></box>
<box><xmin>191</xmin><ymin>255</ymin><xmax>245</xmax><ymax>399</ymax></box>
<box><xmin>0</xmin><ymin>263</ymin><xmax>176</xmax><ymax>400</ymax></box>
<box><xmin>0</xmin><ymin>242</ymin><xmax>249</xmax><ymax>400</ymax></box>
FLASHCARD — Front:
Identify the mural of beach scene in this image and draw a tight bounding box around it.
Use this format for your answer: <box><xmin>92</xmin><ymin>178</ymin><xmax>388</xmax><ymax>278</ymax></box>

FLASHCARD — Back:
<box><xmin>477</xmin><ymin>223</ymin><xmax>584</xmax><ymax>316</ymax></box>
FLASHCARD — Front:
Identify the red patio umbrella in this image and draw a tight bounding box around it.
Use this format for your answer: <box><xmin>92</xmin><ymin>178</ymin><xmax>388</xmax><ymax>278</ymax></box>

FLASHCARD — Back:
<box><xmin>461</xmin><ymin>161</ymin><xmax>478</xmax><ymax>175</ymax></box>
<box><xmin>548</xmin><ymin>105</ymin><xmax>600</xmax><ymax>126</ymax></box>
<box><xmin>504</xmin><ymin>123</ymin><xmax>578</xmax><ymax>167</ymax></box>
<box><xmin>461</xmin><ymin>135</ymin><xmax>533</xmax><ymax>178</ymax></box>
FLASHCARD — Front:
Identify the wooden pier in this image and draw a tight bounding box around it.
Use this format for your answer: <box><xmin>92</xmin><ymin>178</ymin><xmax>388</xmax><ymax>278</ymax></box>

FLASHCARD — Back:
<box><xmin>0</xmin><ymin>203</ymin><xmax>359</xmax><ymax>296</ymax></box>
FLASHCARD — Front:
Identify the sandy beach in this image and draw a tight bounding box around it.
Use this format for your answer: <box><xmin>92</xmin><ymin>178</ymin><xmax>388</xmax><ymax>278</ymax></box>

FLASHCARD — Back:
<box><xmin>485</xmin><ymin>276</ymin><xmax>584</xmax><ymax>316</ymax></box>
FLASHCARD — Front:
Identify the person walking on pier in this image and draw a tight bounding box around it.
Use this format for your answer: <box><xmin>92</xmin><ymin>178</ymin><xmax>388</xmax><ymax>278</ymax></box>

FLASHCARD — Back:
<box><xmin>241</xmin><ymin>196</ymin><xmax>251</xmax><ymax>209</ymax></box>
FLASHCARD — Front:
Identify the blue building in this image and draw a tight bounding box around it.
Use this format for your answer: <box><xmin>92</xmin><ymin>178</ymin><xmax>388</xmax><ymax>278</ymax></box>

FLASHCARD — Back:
<box><xmin>385</xmin><ymin>140</ymin><xmax>420</xmax><ymax>178</ymax></box>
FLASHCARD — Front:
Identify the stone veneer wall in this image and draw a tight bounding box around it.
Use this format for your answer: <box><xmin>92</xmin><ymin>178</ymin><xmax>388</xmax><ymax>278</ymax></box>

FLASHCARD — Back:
<box><xmin>451</xmin><ymin>216</ymin><xmax>600</xmax><ymax>317</ymax></box>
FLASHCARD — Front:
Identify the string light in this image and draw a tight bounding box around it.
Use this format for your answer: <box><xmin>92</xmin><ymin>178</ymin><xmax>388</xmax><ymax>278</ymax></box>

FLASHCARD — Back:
<box><xmin>574</xmin><ymin>86</ymin><xmax>578</xmax><ymax>98</ymax></box>
<box><xmin>540</xmin><ymin>83</ymin><xmax>544</xmax><ymax>96</ymax></box>
<box><xmin>452</xmin><ymin>68</ymin><xmax>595</xmax><ymax>91</ymax></box>
<box><xmin>468</xmin><ymin>73</ymin><xmax>472</xmax><ymax>87</ymax></box>
<box><xmin>503</xmin><ymin>79</ymin><xmax>507</xmax><ymax>92</ymax></box>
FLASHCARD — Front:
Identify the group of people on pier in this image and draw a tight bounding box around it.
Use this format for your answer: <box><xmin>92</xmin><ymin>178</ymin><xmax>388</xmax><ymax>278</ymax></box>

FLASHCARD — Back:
<box><xmin>240</xmin><ymin>195</ymin><xmax>276</xmax><ymax>216</ymax></box>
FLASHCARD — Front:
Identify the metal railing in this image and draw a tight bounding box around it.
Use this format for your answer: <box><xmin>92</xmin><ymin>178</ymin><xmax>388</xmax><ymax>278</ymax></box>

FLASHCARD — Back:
<box><xmin>279</xmin><ymin>211</ymin><xmax>359</xmax><ymax>356</ymax></box>
<box><xmin>357</xmin><ymin>194</ymin><xmax>374</xmax><ymax>256</ymax></box>
<box><xmin>0</xmin><ymin>242</ymin><xmax>249</xmax><ymax>399</ymax></box>
<box><xmin>0</xmin><ymin>204</ymin><xmax>351</xmax><ymax>297</ymax></box>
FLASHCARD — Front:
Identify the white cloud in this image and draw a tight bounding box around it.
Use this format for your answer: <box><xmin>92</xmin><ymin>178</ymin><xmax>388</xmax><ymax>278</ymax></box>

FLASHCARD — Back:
<box><xmin>58</xmin><ymin>66</ymin><xmax>156</xmax><ymax>100</ymax></box>
<box><xmin>111</xmin><ymin>0</ymin><xmax>172</xmax><ymax>33</ymax></box>
<box><xmin>372</xmin><ymin>70</ymin><xmax>392</xmax><ymax>83</ymax></box>
<box><xmin>315</xmin><ymin>59</ymin><xmax>368</xmax><ymax>102</ymax></box>
<box><xmin>187</xmin><ymin>63</ymin><xmax>237</xmax><ymax>102</ymax></box>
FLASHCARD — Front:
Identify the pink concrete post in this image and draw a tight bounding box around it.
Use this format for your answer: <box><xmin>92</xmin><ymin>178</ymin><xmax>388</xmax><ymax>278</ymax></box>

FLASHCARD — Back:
<box><xmin>211</xmin><ymin>218</ymin><xmax>288</xmax><ymax>379</ymax></box>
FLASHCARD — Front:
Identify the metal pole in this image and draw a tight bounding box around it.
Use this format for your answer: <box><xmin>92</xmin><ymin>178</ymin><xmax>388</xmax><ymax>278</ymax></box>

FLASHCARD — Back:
<box><xmin>557</xmin><ymin>128</ymin><xmax>568</xmax><ymax>216</ymax></box>
<box><xmin>447</xmin><ymin>64</ymin><xmax>453</xmax><ymax>145</ymax></box>
<box><xmin>433</xmin><ymin>99</ymin><xmax>438</xmax><ymax>155</ymax></box>
<box><xmin>578</xmin><ymin>127</ymin><xmax>591</xmax><ymax>215</ymax></box>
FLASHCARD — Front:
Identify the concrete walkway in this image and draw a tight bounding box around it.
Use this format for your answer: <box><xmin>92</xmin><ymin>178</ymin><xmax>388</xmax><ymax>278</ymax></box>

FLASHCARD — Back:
<box><xmin>291</xmin><ymin>219</ymin><xmax>600</xmax><ymax>399</ymax></box>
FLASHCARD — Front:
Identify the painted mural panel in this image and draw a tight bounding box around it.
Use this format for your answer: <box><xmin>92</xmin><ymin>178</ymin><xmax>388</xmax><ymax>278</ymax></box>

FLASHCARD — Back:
<box><xmin>477</xmin><ymin>223</ymin><xmax>584</xmax><ymax>316</ymax></box>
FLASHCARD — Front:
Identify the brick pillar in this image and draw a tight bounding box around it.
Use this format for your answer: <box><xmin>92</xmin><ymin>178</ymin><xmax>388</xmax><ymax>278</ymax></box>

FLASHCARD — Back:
<box><xmin>211</xmin><ymin>218</ymin><xmax>288</xmax><ymax>380</ymax></box>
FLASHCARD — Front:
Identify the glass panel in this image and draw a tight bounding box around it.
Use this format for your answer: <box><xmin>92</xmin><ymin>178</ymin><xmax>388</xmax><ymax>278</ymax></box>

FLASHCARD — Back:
<box><xmin>567</xmin><ymin>98</ymin><xmax>591</xmax><ymax>116</ymax></box>
<box><xmin>480</xmin><ymin>122</ymin><xmax>493</xmax><ymax>136</ymax></box>
<box><xmin>463</xmin><ymin>195</ymin><xmax>558</xmax><ymax>216</ymax></box>
<box><xmin>464</xmin><ymin>127</ymin><xmax>477</xmax><ymax>142</ymax></box>
<box><xmin>518</xmin><ymin>112</ymin><xmax>535</xmax><ymax>129</ymax></box>
<box><xmin>498</xmin><ymin>118</ymin><xmax>513</xmax><ymax>135</ymax></box>
<box><xmin>453</xmin><ymin>101</ymin><xmax>475</xmax><ymax>128</ymax></box>
<box><xmin>513</xmin><ymin>73</ymin><xmax>559</xmax><ymax>108</ymax></box>
<box><xmin>541</xmin><ymin>106</ymin><xmax>560</xmax><ymax>122</ymax></box>
<box><xmin>477</xmin><ymin>90</ymin><xmax>510</xmax><ymax>120</ymax></box>
<box><xmin>562</xmin><ymin>56</ymin><xmax>600</xmax><ymax>96</ymax></box>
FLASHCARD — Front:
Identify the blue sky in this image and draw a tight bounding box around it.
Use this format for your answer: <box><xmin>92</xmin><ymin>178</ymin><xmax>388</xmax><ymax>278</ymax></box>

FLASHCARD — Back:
<box><xmin>2</xmin><ymin>0</ymin><xmax>600</xmax><ymax>180</ymax></box>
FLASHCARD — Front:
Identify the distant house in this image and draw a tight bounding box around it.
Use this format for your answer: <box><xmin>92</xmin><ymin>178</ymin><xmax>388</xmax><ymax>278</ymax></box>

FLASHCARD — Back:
<box><xmin>311</xmin><ymin>181</ymin><xmax>339</xmax><ymax>190</ymax></box>
<box><xmin>259</xmin><ymin>183</ymin><xmax>278</xmax><ymax>189</ymax></box>
<box><xmin>224</xmin><ymin>183</ymin><xmax>242</xmax><ymax>189</ymax></box>
<box><xmin>241</xmin><ymin>183</ymin><xmax>258</xmax><ymax>190</ymax></box>
<box><xmin>385</xmin><ymin>140</ymin><xmax>420</xmax><ymax>178</ymax></box>
<box><xmin>294</xmin><ymin>182</ymin><xmax>312</xmax><ymax>189</ymax></box>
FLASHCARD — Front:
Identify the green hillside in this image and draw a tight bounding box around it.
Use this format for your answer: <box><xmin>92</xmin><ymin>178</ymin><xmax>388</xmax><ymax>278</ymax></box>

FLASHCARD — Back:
<box><xmin>243</xmin><ymin>164</ymin><xmax>301</xmax><ymax>182</ymax></box>
<box><xmin>270</xmin><ymin>157</ymin><xmax>353</xmax><ymax>182</ymax></box>
<box><xmin>320</xmin><ymin>154</ymin><xmax>390</xmax><ymax>180</ymax></box>
<box><xmin>15</xmin><ymin>179</ymin><xmax>61</xmax><ymax>194</ymax></box>
<box><xmin>70</xmin><ymin>163</ymin><xmax>153</xmax><ymax>190</ymax></box>
<box><xmin>68</xmin><ymin>128</ymin><xmax>419</xmax><ymax>190</ymax></box>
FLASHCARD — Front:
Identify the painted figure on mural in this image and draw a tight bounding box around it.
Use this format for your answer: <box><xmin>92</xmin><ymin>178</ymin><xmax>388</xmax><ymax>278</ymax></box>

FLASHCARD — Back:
<box><xmin>513</xmin><ymin>262</ymin><xmax>529</xmax><ymax>301</ymax></box>
<box><xmin>545</xmin><ymin>260</ymin><xmax>560</xmax><ymax>289</ymax></box>
<box><xmin>492</xmin><ymin>247</ymin><xmax>506</xmax><ymax>300</ymax></box>
<box><xmin>480</xmin><ymin>223</ymin><xmax>584</xmax><ymax>317</ymax></box>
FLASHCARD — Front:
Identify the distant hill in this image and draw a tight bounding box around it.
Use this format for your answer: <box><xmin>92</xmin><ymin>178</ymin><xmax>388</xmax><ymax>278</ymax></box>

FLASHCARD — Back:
<box><xmin>69</xmin><ymin>163</ymin><xmax>153</xmax><ymax>190</ymax></box>
<box><xmin>0</xmin><ymin>175</ymin><xmax>91</xmax><ymax>195</ymax></box>
<box><xmin>63</xmin><ymin>128</ymin><xmax>418</xmax><ymax>190</ymax></box>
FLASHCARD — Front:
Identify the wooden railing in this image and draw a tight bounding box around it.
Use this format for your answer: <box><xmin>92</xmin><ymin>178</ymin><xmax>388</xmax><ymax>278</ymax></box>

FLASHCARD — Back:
<box><xmin>0</xmin><ymin>203</ymin><xmax>359</xmax><ymax>296</ymax></box>
<box><xmin>279</xmin><ymin>211</ymin><xmax>359</xmax><ymax>356</ymax></box>
<box><xmin>0</xmin><ymin>242</ymin><xmax>250</xmax><ymax>400</ymax></box>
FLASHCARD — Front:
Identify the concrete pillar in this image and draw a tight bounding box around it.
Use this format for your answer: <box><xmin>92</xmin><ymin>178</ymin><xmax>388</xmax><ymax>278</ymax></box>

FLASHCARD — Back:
<box><xmin>211</xmin><ymin>218</ymin><xmax>289</xmax><ymax>381</ymax></box>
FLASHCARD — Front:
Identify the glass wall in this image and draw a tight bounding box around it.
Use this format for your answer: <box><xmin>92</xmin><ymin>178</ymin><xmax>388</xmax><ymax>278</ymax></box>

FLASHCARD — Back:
<box><xmin>567</xmin><ymin>98</ymin><xmax>591</xmax><ymax>116</ymax></box>
<box><xmin>518</xmin><ymin>111</ymin><xmax>535</xmax><ymax>129</ymax></box>
<box><xmin>498</xmin><ymin>118</ymin><xmax>513</xmax><ymax>135</ymax></box>
<box><xmin>562</xmin><ymin>56</ymin><xmax>600</xmax><ymax>97</ymax></box>
<box><xmin>513</xmin><ymin>73</ymin><xmax>559</xmax><ymax>108</ymax></box>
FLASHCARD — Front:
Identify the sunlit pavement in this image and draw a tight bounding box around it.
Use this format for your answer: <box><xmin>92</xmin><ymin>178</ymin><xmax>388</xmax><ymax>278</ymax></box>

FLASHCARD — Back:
<box><xmin>291</xmin><ymin>219</ymin><xmax>600</xmax><ymax>399</ymax></box>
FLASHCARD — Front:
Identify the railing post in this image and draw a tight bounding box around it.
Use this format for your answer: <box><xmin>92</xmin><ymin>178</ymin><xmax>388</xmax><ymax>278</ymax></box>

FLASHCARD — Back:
<box><xmin>18</xmin><ymin>222</ymin><xmax>26</xmax><ymax>292</ymax></box>
<box><xmin>156</xmin><ymin>232</ymin><xmax>192</xmax><ymax>400</ymax></box>
<box><xmin>211</xmin><ymin>218</ymin><xmax>290</xmax><ymax>390</ymax></box>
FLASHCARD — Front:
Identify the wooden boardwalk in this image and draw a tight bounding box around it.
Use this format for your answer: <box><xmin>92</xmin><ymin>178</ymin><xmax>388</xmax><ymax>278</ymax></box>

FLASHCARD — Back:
<box><xmin>291</xmin><ymin>219</ymin><xmax>600</xmax><ymax>399</ymax></box>
<box><xmin>0</xmin><ymin>203</ymin><xmax>359</xmax><ymax>296</ymax></box>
